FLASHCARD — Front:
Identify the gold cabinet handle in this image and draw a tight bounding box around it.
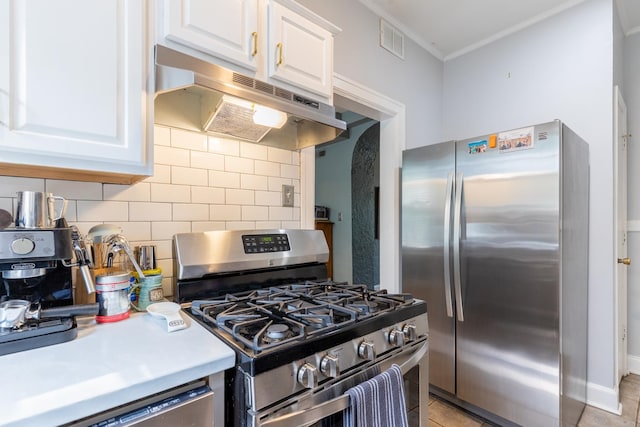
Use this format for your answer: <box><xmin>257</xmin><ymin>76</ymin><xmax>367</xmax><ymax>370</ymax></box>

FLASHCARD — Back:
<box><xmin>276</xmin><ymin>42</ymin><xmax>283</xmax><ymax>66</ymax></box>
<box><xmin>618</xmin><ymin>257</ymin><xmax>631</xmax><ymax>266</ymax></box>
<box><xmin>251</xmin><ymin>32</ymin><xmax>258</xmax><ymax>57</ymax></box>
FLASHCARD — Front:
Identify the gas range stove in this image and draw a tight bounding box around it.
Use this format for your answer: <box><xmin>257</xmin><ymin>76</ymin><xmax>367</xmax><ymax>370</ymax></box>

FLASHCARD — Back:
<box><xmin>189</xmin><ymin>280</ymin><xmax>426</xmax><ymax>374</ymax></box>
<box><xmin>173</xmin><ymin>229</ymin><xmax>429</xmax><ymax>426</ymax></box>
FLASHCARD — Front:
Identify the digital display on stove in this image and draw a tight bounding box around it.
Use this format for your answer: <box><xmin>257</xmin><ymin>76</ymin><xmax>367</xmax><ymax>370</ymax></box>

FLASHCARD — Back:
<box><xmin>242</xmin><ymin>233</ymin><xmax>290</xmax><ymax>254</ymax></box>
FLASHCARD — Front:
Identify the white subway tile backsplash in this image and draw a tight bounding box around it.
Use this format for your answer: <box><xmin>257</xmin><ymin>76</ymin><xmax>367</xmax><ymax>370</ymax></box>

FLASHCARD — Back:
<box><xmin>171</xmin><ymin>128</ymin><xmax>208</xmax><ymax>151</ymax></box>
<box><xmin>171</xmin><ymin>166</ymin><xmax>208</xmax><ymax>186</ymax></box>
<box><xmin>281</xmin><ymin>164</ymin><xmax>300</xmax><ymax>179</ymax></box>
<box><xmin>0</xmin><ymin>198</ymin><xmax>12</xmax><ymax>212</ymax></box>
<box><xmin>254</xmin><ymin>160</ymin><xmax>280</xmax><ymax>177</ymax></box>
<box><xmin>225</xmin><ymin>156</ymin><xmax>254</xmax><ymax>174</ymax></box>
<box><xmin>269</xmin><ymin>206</ymin><xmax>294</xmax><ymax>221</ymax></box>
<box><xmin>268</xmin><ymin>147</ymin><xmax>293</xmax><ymax>164</ymax></box>
<box><xmin>225</xmin><ymin>189</ymin><xmax>254</xmax><ymax>205</ymax></box>
<box><xmin>47</xmin><ymin>180</ymin><xmax>103</xmax><ymax>200</ymax></box>
<box><xmin>191</xmin><ymin>151</ymin><xmax>225</xmax><ymax>171</ymax></box>
<box><xmin>191</xmin><ymin>186</ymin><xmax>225</xmax><ymax>204</ymax></box>
<box><xmin>210</xmin><ymin>204</ymin><xmax>241</xmax><ymax>221</ymax></box>
<box><xmin>156</xmin><ymin>258</ymin><xmax>174</xmax><ymax>279</ymax></box>
<box><xmin>150</xmin><ymin>183</ymin><xmax>191</xmax><ymax>203</ymax></box>
<box><xmin>226</xmin><ymin>221</ymin><xmax>256</xmax><ymax>230</ymax></box>
<box><xmin>0</xmin><ymin>177</ymin><xmax>44</xmax><ymax>197</ymax></box>
<box><xmin>112</xmin><ymin>222</ymin><xmax>152</xmax><ymax>241</ymax></box>
<box><xmin>104</xmin><ymin>183</ymin><xmax>151</xmax><ymax>202</ymax></box>
<box><xmin>268</xmin><ymin>177</ymin><xmax>292</xmax><ymax>192</ymax></box>
<box><xmin>155</xmin><ymin>145</ymin><xmax>190</xmax><ymax>167</ymax></box>
<box><xmin>242</xmin><ymin>205</ymin><xmax>269</xmax><ymax>220</ymax></box>
<box><xmin>209</xmin><ymin>171</ymin><xmax>240</xmax><ymax>188</ymax></box>
<box><xmin>172</xmin><ymin>203</ymin><xmax>209</xmax><ymax>221</ymax></box>
<box><xmin>152</xmin><ymin>240</ymin><xmax>173</xmax><ymax>261</ymax></box>
<box><xmin>0</xmin><ymin>125</ymin><xmax>303</xmax><ymax>298</ymax></box>
<box><xmin>255</xmin><ymin>221</ymin><xmax>281</xmax><ymax>229</ymax></box>
<box><xmin>192</xmin><ymin>221</ymin><xmax>226</xmax><ymax>232</ymax></box>
<box><xmin>281</xmin><ymin>220</ymin><xmax>301</xmax><ymax>229</ymax></box>
<box><xmin>129</xmin><ymin>202</ymin><xmax>172</xmax><ymax>221</ymax></box>
<box><xmin>255</xmin><ymin>191</ymin><xmax>281</xmax><ymax>206</ymax></box>
<box><xmin>240</xmin><ymin>142</ymin><xmax>268</xmax><ymax>160</ymax></box>
<box><xmin>63</xmin><ymin>200</ymin><xmax>78</xmax><ymax>222</ymax></box>
<box><xmin>77</xmin><ymin>201</ymin><xmax>129</xmax><ymax>222</ymax></box>
<box><xmin>241</xmin><ymin>174</ymin><xmax>269</xmax><ymax>191</ymax></box>
<box><xmin>151</xmin><ymin>222</ymin><xmax>191</xmax><ymax>240</ymax></box>
<box><xmin>144</xmin><ymin>164</ymin><xmax>171</xmax><ymax>184</ymax></box>
<box><xmin>154</xmin><ymin>125</ymin><xmax>171</xmax><ymax>146</ymax></box>
<box><xmin>209</xmin><ymin>136</ymin><xmax>239</xmax><ymax>156</ymax></box>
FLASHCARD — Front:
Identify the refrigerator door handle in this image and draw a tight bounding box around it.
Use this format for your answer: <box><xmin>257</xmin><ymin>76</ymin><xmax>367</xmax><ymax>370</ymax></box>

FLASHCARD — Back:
<box><xmin>443</xmin><ymin>172</ymin><xmax>454</xmax><ymax>318</ymax></box>
<box><xmin>453</xmin><ymin>171</ymin><xmax>464</xmax><ymax>322</ymax></box>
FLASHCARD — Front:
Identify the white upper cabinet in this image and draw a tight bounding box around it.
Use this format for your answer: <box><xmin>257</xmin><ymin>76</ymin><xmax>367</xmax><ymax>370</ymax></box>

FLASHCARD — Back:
<box><xmin>0</xmin><ymin>0</ymin><xmax>153</xmax><ymax>184</ymax></box>
<box><xmin>266</xmin><ymin>1</ymin><xmax>334</xmax><ymax>99</ymax></box>
<box><xmin>164</xmin><ymin>0</ymin><xmax>260</xmax><ymax>72</ymax></box>
<box><xmin>160</xmin><ymin>0</ymin><xmax>339</xmax><ymax>102</ymax></box>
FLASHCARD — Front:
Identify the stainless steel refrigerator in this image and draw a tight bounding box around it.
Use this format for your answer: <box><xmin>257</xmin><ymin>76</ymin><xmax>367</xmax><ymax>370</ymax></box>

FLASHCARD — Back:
<box><xmin>401</xmin><ymin>120</ymin><xmax>588</xmax><ymax>426</ymax></box>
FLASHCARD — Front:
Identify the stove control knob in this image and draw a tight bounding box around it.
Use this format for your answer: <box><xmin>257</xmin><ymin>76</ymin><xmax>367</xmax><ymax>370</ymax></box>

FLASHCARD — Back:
<box><xmin>297</xmin><ymin>362</ymin><xmax>318</xmax><ymax>389</ymax></box>
<box><xmin>388</xmin><ymin>329</ymin><xmax>405</xmax><ymax>347</ymax></box>
<box><xmin>320</xmin><ymin>354</ymin><xmax>340</xmax><ymax>378</ymax></box>
<box><xmin>11</xmin><ymin>238</ymin><xmax>35</xmax><ymax>255</ymax></box>
<box><xmin>358</xmin><ymin>340</ymin><xmax>376</xmax><ymax>361</ymax></box>
<box><xmin>402</xmin><ymin>324</ymin><xmax>417</xmax><ymax>342</ymax></box>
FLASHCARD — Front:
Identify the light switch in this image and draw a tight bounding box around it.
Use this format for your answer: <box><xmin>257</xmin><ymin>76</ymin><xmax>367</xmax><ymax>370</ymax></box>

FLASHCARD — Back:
<box><xmin>282</xmin><ymin>185</ymin><xmax>294</xmax><ymax>207</ymax></box>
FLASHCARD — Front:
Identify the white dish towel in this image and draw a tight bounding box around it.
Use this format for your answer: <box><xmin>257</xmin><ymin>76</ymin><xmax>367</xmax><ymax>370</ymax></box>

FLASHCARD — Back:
<box><xmin>343</xmin><ymin>363</ymin><xmax>409</xmax><ymax>427</ymax></box>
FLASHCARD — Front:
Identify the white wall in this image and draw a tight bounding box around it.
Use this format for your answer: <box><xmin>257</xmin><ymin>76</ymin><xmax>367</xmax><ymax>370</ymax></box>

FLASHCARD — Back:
<box><xmin>0</xmin><ymin>125</ymin><xmax>301</xmax><ymax>297</ymax></box>
<box><xmin>296</xmin><ymin>0</ymin><xmax>444</xmax><ymax>148</ymax></box>
<box><xmin>442</xmin><ymin>0</ymin><xmax>616</xmax><ymax>408</ymax></box>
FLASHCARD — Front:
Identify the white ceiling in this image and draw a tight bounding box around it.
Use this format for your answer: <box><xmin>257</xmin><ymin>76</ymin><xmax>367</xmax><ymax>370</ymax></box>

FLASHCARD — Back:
<box><xmin>358</xmin><ymin>0</ymin><xmax>640</xmax><ymax>61</ymax></box>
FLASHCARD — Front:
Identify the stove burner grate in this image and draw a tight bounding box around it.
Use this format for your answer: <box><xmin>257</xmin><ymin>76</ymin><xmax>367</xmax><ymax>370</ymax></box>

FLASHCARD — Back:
<box><xmin>189</xmin><ymin>280</ymin><xmax>417</xmax><ymax>353</ymax></box>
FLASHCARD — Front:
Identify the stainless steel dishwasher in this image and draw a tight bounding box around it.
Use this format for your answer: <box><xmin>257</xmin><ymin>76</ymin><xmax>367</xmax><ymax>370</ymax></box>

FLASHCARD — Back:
<box><xmin>65</xmin><ymin>380</ymin><xmax>214</xmax><ymax>427</ymax></box>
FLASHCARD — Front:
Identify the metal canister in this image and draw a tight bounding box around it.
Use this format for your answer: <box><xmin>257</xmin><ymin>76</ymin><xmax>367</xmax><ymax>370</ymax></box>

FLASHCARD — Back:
<box><xmin>95</xmin><ymin>272</ymin><xmax>132</xmax><ymax>323</ymax></box>
<box><xmin>136</xmin><ymin>245</ymin><xmax>157</xmax><ymax>271</ymax></box>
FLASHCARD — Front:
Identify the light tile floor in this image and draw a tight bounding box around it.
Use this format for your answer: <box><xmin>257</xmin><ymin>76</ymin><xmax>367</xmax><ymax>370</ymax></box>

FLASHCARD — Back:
<box><xmin>428</xmin><ymin>374</ymin><xmax>640</xmax><ymax>426</ymax></box>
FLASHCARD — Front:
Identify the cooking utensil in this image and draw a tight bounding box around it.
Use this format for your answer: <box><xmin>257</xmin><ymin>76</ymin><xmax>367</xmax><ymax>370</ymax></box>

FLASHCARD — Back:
<box><xmin>15</xmin><ymin>191</ymin><xmax>67</xmax><ymax>228</ymax></box>
<box><xmin>70</xmin><ymin>225</ymin><xmax>96</xmax><ymax>295</ymax></box>
<box><xmin>0</xmin><ymin>300</ymin><xmax>99</xmax><ymax>329</ymax></box>
<box><xmin>87</xmin><ymin>224</ymin><xmax>123</xmax><ymax>268</ymax></box>
<box><xmin>136</xmin><ymin>245</ymin><xmax>157</xmax><ymax>271</ymax></box>
<box><xmin>105</xmin><ymin>234</ymin><xmax>146</xmax><ymax>279</ymax></box>
<box><xmin>146</xmin><ymin>302</ymin><xmax>187</xmax><ymax>332</ymax></box>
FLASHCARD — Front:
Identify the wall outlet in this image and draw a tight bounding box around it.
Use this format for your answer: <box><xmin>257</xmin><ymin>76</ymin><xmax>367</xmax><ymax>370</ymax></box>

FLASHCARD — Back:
<box><xmin>282</xmin><ymin>185</ymin><xmax>294</xmax><ymax>207</ymax></box>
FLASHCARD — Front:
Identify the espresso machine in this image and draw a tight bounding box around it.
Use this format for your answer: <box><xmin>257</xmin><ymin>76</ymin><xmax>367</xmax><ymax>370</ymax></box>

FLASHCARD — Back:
<box><xmin>0</xmin><ymin>192</ymin><xmax>97</xmax><ymax>355</ymax></box>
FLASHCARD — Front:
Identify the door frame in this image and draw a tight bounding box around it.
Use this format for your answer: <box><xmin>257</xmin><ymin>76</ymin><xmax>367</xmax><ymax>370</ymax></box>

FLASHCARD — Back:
<box><xmin>614</xmin><ymin>85</ymin><xmax>629</xmax><ymax>384</ymax></box>
<box><xmin>300</xmin><ymin>73</ymin><xmax>406</xmax><ymax>292</ymax></box>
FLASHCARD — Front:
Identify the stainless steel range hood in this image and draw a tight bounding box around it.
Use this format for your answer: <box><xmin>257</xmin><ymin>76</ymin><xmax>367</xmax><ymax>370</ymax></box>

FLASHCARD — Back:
<box><xmin>154</xmin><ymin>45</ymin><xmax>346</xmax><ymax>150</ymax></box>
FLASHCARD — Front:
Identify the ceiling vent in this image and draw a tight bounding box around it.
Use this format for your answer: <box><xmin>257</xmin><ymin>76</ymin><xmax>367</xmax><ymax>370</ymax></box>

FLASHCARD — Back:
<box><xmin>380</xmin><ymin>18</ymin><xmax>405</xmax><ymax>60</ymax></box>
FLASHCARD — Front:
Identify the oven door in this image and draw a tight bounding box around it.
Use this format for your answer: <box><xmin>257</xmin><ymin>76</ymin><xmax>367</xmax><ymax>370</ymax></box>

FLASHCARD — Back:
<box><xmin>254</xmin><ymin>339</ymin><xmax>429</xmax><ymax>427</ymax></box>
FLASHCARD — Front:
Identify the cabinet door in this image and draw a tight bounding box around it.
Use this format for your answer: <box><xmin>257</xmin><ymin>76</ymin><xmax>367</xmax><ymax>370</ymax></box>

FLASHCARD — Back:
<box><xmin>0</xmin><ymin>0</ymin><xmax>152</xmax><ymax>183</ymax></box>
<box><xmin>164</xmin><ymin>0</ymin><xmax>259</xmax><ymax>71</ymax></box>
<box><xmin>267</xmin><ymin>1</ymin><xmax>333</xmax><ymax>99</ymax></box>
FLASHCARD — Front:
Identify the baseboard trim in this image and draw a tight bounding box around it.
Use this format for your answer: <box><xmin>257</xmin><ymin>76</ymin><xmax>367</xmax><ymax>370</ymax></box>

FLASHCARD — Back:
<box><xmin>628</xmin><ymin>354</ymin><xmax>640</xmax><ymax>374</ymax></box>
<box><xmin>586</xmin><ymin>381</ymin><xmax>621</xmax><ymax>415</ymax></box>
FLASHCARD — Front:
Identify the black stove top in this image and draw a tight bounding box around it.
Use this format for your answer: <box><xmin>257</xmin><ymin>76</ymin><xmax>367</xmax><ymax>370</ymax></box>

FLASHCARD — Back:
<box><xmin>187</xmin><ymin>280</ymin><xmax>426</xmax><ymax>375</ymax></box>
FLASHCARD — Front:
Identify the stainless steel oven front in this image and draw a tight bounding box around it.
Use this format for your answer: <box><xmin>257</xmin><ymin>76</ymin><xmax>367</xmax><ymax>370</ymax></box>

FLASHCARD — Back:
<box><xmin>250</xmin><ymin>324</ymin><xmax>429</xmax><ymax>427</ymax></box>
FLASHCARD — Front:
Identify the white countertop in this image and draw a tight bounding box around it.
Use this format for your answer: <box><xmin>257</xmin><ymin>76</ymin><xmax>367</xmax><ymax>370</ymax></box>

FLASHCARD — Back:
<box><xmin>0</xmin><ymin>310</ymin><xmax>235</xmax><ymax>427</ymax></box>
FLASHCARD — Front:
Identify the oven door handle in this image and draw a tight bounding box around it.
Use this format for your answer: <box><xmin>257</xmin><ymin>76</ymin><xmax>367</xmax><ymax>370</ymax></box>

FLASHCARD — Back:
<box><xmin>258</xmin><ymin>341</ymin><xmax>428</xmax><ymax>427</ymax></box>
